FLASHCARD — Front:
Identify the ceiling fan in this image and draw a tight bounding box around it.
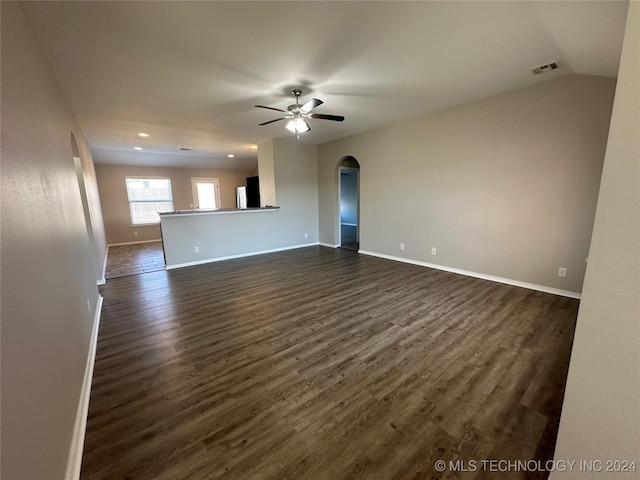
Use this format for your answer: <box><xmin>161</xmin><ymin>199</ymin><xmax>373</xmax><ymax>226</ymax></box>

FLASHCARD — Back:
<box><xmin>255</xmin><ymin>89</ymin><xmax>344</xmax><ymax>137</ymax></box>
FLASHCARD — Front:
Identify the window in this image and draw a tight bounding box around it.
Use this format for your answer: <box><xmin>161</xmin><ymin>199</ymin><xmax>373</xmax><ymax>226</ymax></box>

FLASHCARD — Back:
<box><xmin>125</xmin><ymin>177</ymin><xmax>174</xmax><ymax>225</ymax></box>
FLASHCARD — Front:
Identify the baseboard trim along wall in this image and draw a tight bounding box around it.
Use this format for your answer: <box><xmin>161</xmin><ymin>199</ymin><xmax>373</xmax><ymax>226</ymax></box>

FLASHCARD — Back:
<box><xmin>65</xmin><ymin>295</ymin><xmax>103</xmax><ymax>480</ymax></box>
<box><xmin>319</xmin><ymin>242</ymin><xmax>339</xmax><ymax>248</ymax></box>
<box><xmin>165</xmin><ymin>243</ymin><xmax>320</xmax><ymax>270</ymax></box>
<box><xmin>107</xmin><ymin>239</ymin><xmax>161</xmax><ymax>247</ymax></box>
<box><xmin>358</xmin><ymin>250</ymin><xmax>581</xmax><ymax>299</ymax></box>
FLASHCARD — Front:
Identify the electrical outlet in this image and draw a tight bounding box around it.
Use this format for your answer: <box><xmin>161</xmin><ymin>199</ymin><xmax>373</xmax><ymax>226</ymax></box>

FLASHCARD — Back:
<box><xmin>304</xmin><ymin>233</ymin><xmax>308</xmax><ymax>238</ymax></box>
<box><xmin>133</xmin><ymin>231</ymin><xmax>138</xmax><ymax>237</ymax></box>
<box><xmin>195</xmin><ymin>246</ymin><xmax>200</xmax><ymax>253</ymax></box>
<box><xmin>558</xmin><ymin>267</ymin><xmax>567</xmax><ymax>278</ymax></box>
<box><xmin>431</xmin><ymin>247</ymin><xmax>437</xmax><ymax>255</ymax></box>
<box><xmin>400</xmin><ymin>243</ymin><xmax>405</xmax><ymax>250</ymax></box>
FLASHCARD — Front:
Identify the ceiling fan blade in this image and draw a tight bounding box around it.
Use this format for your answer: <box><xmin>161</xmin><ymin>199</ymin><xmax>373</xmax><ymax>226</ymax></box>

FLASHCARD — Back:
<box><xmin>310</xmin><ymin>113</ymin><xmax>345</xmax><ymax>122</ymax></box>
<box><xmin>259</xmin><ymin>117</ymin><xmax>286</xmax><ymax>126</ymax></box>
<box><xmin>255</xmin><ymin>105</ymin><xmax>286</xmax><ymax>113</ymax></box>
<box><xmin>300</xmin><ymin>98</ymin><xmax>323</xmax><ymax>113</ymax></box>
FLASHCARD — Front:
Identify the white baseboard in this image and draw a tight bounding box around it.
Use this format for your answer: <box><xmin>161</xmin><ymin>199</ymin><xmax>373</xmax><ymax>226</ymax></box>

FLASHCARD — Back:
<box><xmin>65</xmin><ymin>295</ymin><xmax>103</xmax><ymax>480</ymax></box>
<box><xmin>358</xmin><ymin>250</ymin><xmax>581</xmax><ymax>299</ymax></box>
<box><xmin>107</xmin><ymin>239</ymin><xmax>162</xmax><ymax>247</ymax></box>
<box><xmin>165</xmin><ymin>243</ymin><xmax>320</xmax><ymax>270</ymax></box>
<box><xmin>319</xmin><ymin>242</ymin><xmax>339</xmax><ymax>248</ymax></box>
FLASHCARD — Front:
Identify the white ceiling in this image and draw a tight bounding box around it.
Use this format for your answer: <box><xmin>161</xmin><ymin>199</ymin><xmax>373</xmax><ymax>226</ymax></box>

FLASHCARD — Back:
<box><xmin>24</xmin><ymin>1</ymin><xmax>628</xmax><ymax>170</ymax></box>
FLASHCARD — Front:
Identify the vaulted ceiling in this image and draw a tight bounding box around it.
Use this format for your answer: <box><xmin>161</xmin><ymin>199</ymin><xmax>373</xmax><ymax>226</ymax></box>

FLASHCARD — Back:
<box><xmin>24</xmin><ymin>1</ymin><xmax>629</xmax><ymax>170</ymax></box>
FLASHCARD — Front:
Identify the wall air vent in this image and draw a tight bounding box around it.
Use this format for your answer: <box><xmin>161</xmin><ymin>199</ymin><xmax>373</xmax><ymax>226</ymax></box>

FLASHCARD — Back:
<box><xmin>531</xmin><ymin>61</ymin><xmax>560</xmax><ymax>75</ymax></box>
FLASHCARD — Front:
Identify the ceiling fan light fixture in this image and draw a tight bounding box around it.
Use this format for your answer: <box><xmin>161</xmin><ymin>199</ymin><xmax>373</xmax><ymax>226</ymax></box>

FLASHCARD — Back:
<box><xmin>286</xmin><ymin>116</ymin><xmax>309</xmax><ymax>134</ymax></box>
<box><xmin>295</xmin><ymin>117</ymin><xmax>310</xmax><ymax>133</ymax></box>
<box><xmin>256</xmin><ymin>89</ymin><xmax>342</xmax><ymax>136</ymax></box>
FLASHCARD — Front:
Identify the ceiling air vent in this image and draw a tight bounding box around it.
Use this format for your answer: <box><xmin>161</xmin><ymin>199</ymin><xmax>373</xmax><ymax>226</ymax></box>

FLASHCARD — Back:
<box><xmin>531</xmin><ymin>61</ymin><xmax>560</xmax><ymax>75</ymax></box>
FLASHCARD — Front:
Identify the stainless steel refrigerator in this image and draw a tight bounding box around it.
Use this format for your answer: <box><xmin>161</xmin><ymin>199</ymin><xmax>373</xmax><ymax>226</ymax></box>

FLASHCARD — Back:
<box><xmin>236</xmin><ymin>186</ymin><xmax>247</xmax><ymax>209</ymax></box>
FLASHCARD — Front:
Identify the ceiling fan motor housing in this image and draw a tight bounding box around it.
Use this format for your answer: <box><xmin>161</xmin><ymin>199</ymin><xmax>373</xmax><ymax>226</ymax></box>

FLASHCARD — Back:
<box><xmin>288</xmin><ymin>89</ymin><xmax>303</xmax><ymax>111</ymax></box>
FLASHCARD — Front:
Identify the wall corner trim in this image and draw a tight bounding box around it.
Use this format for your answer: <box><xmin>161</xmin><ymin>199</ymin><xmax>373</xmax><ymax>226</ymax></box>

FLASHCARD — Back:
<box><xmin>98</xmin><ymin>246</ymin><xmax>108</xmax><ymax>286</ymax></box>
<box><xmin>358</xmin><ymin>250</ymin><xmax>582</xmax><ymax>299</ymax></box>
<box><xmin>65</xmin><ymin>295</ymin><xmax>103</xmax><ymax>480</ymax></box>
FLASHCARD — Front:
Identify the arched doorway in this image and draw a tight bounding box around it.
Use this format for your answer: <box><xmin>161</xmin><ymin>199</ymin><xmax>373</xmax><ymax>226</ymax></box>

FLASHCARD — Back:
<box><xmin>338</xmin><ymin>156</ymin><xmax>360</xmax><ymax>251</ymax></box>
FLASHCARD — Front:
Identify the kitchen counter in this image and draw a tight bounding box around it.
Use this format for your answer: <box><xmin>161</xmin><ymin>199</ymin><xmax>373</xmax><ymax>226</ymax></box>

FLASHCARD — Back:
<box><xmin>158</xmin><ymin>205</ymin><xmax>312</xmax><ymax>269</ymax></box>
<box><xmin>160</xmin><ymin>206</ymin><xmax>279</xmax><ymax>217</ymax></box>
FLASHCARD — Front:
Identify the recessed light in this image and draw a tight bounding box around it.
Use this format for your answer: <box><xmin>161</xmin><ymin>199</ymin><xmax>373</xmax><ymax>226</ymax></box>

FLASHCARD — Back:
<box><xmin>228</xmin><ymin>154</ymin><xmax>235</xmax><ymax>158</ymax></box>
<box><xmin>133</xmin><ymin>146</ymin><xmax>143</xmax><ymax>151</ymax></box>
<box><xmin>137</xmin><ymin>132</ymin><xmax>149</xmax><ymax>138</ymax></box>
<box><xmin>250</xmin><ymin>145</ymin><xmax>257</xmax><ymax>150</ymax></box>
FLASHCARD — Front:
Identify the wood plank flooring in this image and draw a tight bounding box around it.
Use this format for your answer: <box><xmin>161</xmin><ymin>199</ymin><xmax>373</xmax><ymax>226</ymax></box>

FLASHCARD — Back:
<box><xmin>82</xmin><ymin>246</ymin><xmax>578</xmax><ymax>480</ymax></box>
<box><xmin>105</xmin><ymin>241</ymin><xmax>165</xmax><ymax>279</ymax></box>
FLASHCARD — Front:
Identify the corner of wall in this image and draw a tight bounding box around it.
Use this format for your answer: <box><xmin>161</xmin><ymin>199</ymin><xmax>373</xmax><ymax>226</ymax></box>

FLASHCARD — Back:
<box><xmin>257</xmin><ymin>140</ymin><xmax>276</xmax><ymax>206</ymax></box>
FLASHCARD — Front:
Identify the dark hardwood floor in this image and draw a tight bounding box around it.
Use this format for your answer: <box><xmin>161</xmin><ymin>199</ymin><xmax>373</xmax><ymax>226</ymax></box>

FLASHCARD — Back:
<box><xmin>105</xmin><ymin>241</ymin><xmax>165</xmax><ymax>279</ymax></box>
<box><xmin>82</xmin><ymin>246</ymin><xmax>578</xmax><ymax>480</ymax></box>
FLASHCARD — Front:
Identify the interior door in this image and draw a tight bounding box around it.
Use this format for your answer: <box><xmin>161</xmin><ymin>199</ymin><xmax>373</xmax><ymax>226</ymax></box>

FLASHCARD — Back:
<box><xmin>191</xmin><ymin>177</ymin><xmax>221</xmax><ymax>209</ymax></box>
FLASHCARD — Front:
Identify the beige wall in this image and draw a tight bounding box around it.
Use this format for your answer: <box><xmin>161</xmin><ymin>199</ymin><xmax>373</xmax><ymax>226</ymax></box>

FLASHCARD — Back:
<box><xmin>1</xmin><ymin>2</ymin><xmax>107</xmax><ymax>478</ymax></box>
<box><xmin>161</xmin><ymin>137</ymin><xmax>318</xmax><ymax>266</ymax></box>
<box><xmin>73</xmin><ymin>136</ymin><xmax>108</xmax><ymax>282</ymax></box>
<box><xmin>96</xmin><ymin>164</ymin><xmax>254</xmax><ymax>244</ymax></box>
<box><xmin>318</xmin><ymin>74</ymin><xmax>616</xmax><ymax>294</ymax></box>
<box><xmin>552</xmin><ymin>2</ymin><xmax>639</xmax><ymax>476</ymax></box>
<box><xmin>257</xmin><ymin>140</ymin><xmax>277</xmax><ymax>207</ymax></box>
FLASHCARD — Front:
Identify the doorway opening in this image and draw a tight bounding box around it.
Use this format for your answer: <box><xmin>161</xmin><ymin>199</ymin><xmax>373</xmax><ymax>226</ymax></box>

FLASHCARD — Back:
<box><xmin>191</xmin><ymin>177</ymin><xmax>221</xmax><ymax>209</ymax></box>
<box><xmin>338</xmin><ymin>156</ymin><xmax>360</xmax><ymax>251</ymax></box>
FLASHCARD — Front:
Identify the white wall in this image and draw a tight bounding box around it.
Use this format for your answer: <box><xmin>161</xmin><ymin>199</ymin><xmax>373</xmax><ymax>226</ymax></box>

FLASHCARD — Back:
<box><xmin>551</xmin><ymin>2</ymin><xmax>639</xmax><ymax>477</ymax></box>
<box><xmin>318</xmin><ymin>74</ymin><xmax>616</xmax><ymax>294</ymax></box>
<box><xmin>1</xmin><ymin>2</ymin><xmax>106</xmax><ymax>478</ymax></box>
